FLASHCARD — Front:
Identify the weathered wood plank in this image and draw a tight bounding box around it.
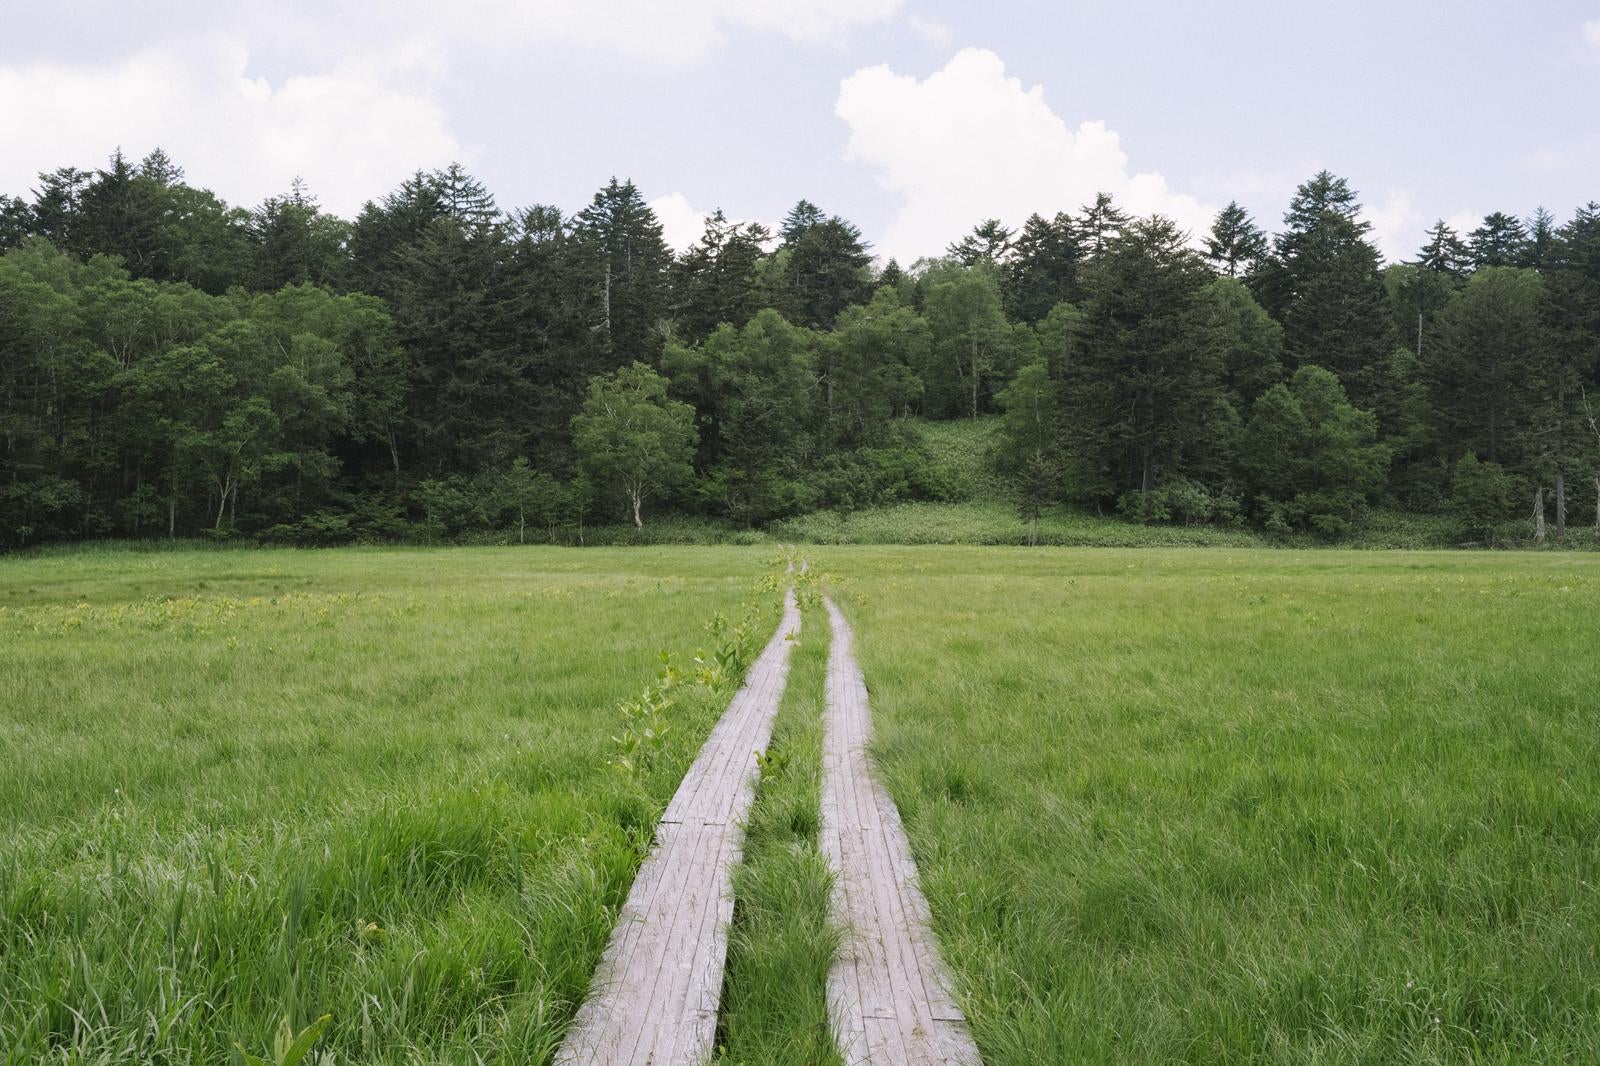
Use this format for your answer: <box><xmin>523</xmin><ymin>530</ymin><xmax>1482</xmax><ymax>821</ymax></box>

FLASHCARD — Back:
<box><xmin>821</xmin><ymin>596</ymin><xmax>981</xmax><ymax>1065</ymax></box>
<box><xmin>556</xmin><ymin>589</ymin><xmax>801</xmax><ymax>1065</ymax></box>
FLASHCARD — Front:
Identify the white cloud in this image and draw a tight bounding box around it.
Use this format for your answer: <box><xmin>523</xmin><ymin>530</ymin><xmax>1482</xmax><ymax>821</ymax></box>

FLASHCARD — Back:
<box><xmin>835</xmin><ymin>48</ymin><xmax>1214</xmax><ymax>261</ymax></box>
<box><xmin>1585</xmin><ymin>19</ymin><xmax>1600</xmax><ymax>50</ymax></box>
<box><xmin>907</xmin><ymin>15</ymin><xmax>954</xmax><ymax>46</ymax></box>
<box><xmin>1366</xmin><ymin>191</ymin><xmax>1418</xmax><ymax>263</ymax></box>
<box><xmin>648</xmin><ymin>192</ymin><xmax>777</xmax><ymax>253</ymax></box>
<box><xmin>650</xmin><ymin>192</ymin><xmax>712</xmax><ymax>253</ymax></box>
<box><xmin>0</xmin><ymin>41</ymin><xmax>458</xmax><ymax>216</ymax></box>
<box><xmin>373</xmin><ymin>0</ymin><xmax>905</xmax><ymax>61</ymax></box>
<box><xmin>1364</xmin><ymin>193</ymin><xmax>1479</xmax><ymax>263</ymax></box>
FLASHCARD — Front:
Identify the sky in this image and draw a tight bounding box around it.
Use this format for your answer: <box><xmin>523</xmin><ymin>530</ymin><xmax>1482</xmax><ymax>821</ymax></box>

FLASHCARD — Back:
<box><xmin>2</xmin><ymin>1</ymin><xmax>1598</xmax><ymax>263</ymax></box>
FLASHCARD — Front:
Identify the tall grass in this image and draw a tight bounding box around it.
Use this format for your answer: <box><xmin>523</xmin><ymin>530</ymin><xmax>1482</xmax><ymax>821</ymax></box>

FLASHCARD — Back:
<box><xmin>822</xmin><ymin>546</ymin><xmax>1600</xmax><ymax>1063</ymax></box>
<box><xmin>0</xmin><ymin>545</ymin><xmax>777</xmax><ymax>1063</ymax></box>
<box><xmin>715</xmin><ymin>595</ymin><xmax>840</xmax><ymax>1064</ymax></box>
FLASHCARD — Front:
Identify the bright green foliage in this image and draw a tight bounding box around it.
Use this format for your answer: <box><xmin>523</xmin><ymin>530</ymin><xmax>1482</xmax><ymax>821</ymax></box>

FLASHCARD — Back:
<box><xmin>994</xmin><ymin>360</ymin><xmax>1064</xmax><ymax>543</ymax></box>
<box><xmin>663</xmin><ymin>310</ymin><xmax>816</xmax><ymax>524</ymax></box>
<box><xmin>922</xmin><ymin>262</ymin><xmax>1015</xmax><ymax>418</ymax></box>
<box><xmin>573</xmin><ymin>362</ymin><xmax>698</xmax><ymax>527</ymax></box>
<box><xmin>827</xmin><ymin>287</ymin><xmax>930</xmax><ymax>445</ymax></box>
<box><xmin>1450</xmin><ymin>451</ymin><xmax>1514</xmax><ymax>539</ymax></box>
<box><xmin>1241</xmin><ymin>366</ymin><xmax>1390</xmax><ymax>535</ymax></box>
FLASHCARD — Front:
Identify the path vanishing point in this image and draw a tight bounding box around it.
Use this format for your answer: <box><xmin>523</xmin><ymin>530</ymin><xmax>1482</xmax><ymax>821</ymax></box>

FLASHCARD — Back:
<box><xmin>557</xmin><ymin>580</ymin><xmax>979</xmax><ymax>1064</ymax></box>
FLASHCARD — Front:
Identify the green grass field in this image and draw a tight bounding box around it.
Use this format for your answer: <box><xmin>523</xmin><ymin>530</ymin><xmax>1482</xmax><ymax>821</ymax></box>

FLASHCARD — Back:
<box><xmin>4</xmin><ymin>543</ymin><xmax>1598</xmax><ymax>1063</ymax></box>
<box><xmin>821</xmin><ymin>546</ymin><xmax>1600</xmax><ymax>1063</ymax></box>
<box><xmin>0</xmin><ymin>544</ymin><xmax>777</xmax><ymax>1063</ymax></box>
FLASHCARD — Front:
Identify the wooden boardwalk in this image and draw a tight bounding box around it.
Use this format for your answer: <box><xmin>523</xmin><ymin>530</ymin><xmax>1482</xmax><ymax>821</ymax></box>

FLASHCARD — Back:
<box><xmin>556</xmin><ymin>589</ymin><xmax>801</xmax><ymax>1065</ymax></box>
<box><xmin>821</xmin><ymin>596</ymin><xmax>981</xmax><ymax>1065</ymax></box>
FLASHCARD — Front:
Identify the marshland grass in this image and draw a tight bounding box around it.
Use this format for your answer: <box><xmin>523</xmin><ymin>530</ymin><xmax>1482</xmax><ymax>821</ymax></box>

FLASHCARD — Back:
<box><xmin>820</xmin><ymin>545</ymin><xmax>1600</xmax><ymax>1063</ymax></box>
<box><xmin>0</xmin><ymin>544</ymin><xmax>776</xmax><ymax>1063</ymax></box>
<box><xmin>715</xmin><ymin>594</ymin><xmax>840</xmax><ymax>1064</ymax></box>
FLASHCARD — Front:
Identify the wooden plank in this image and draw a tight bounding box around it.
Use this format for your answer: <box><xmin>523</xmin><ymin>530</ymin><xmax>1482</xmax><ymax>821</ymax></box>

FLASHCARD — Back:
<box><xmin>820</xmin><ymin>596</ymin><xmax>982</xmax><ymax>1065</ymax></box>
<box><xmin>556</xmin><ymin>589</ymin><xmax>801</xmax><ymax>1065</ymax></box>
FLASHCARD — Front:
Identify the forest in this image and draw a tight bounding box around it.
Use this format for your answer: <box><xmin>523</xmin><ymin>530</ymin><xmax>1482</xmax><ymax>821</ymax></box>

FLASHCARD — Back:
<box><xmin>1</xmin><ymin>150</ymin><xmax>1597</xmax><ymax>549</ymax></box>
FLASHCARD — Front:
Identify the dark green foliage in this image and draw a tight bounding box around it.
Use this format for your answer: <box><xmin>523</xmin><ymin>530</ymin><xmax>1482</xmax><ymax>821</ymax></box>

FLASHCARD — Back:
<box><xmin>1203</xmin><ymin>201</ymin><xmax>1268</xmax><ymax>278</ymax></box>
<box><xmin>1066</xmin><ymin>216</ymin><xmax>1231</xmax><ymax>498</ymax></box>
<box><xmin>3</xmin><ymin>148</ymin><xmax>1597</xmax><ymax>547</ymax></box>
<box><xmin>1254</xmin><ymin>172</ymin><xmax>1395</xmax><ymax>407</ymax></box>
<box><xmin>1005</xmin><ymin>212</ymin><xmax>1080</xmax><ymax>322</ymax></box>
<box><xmin>947</xmin><ymin>218</ymin><xmax>1013</xmax><ymax>267</ymax></box>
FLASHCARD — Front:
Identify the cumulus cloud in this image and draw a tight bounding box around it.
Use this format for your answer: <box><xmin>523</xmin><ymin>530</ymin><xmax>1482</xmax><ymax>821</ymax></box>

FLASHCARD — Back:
<box><xmin>648</xmin><ymin>192</ymin><xmax>777</xmax><ymax>253</ymax></box>
<box><xmin>0</xmin><ymin>41</ymin><xmax>458</xmax><ymax>216</ymax></box>
<box><xmin>1585</xmin><ymin>19</ymin><xmax>1600</xmax><ymax>50</ymax></box>
<box><xmin>650</xmin><ymin>192</ymin><xmax>713</xmax><ymax>253</ymax></box>
<box><xmin>835</xmin><ymin>48</ymin><xmax>1214</xmax><ymax>261</ymax></box>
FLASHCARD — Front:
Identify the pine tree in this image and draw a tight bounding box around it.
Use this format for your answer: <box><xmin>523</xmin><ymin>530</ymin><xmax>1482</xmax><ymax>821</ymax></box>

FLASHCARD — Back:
<box><xmin>1005</xmin><ymin>212</ymin><xmax>1080</xmax><ymax>323</ymax></box>
<box><xmin>1254</xmin><ymin>171</ymin><xmax>1395</xmax><ymax>406</ymax></box>
<box><xmin>947</xmin><ymin>219</ymin><xmax>1013</xmax><ymax>267</ymax></box>
<box><xmin>1067</xmin><ymin>216</ymin><xmax>1231</xmax><ymax>496</ymax></box>
<box><xmin>777</xmin><ymin>209</ymin><xmax>871</xmax><ymax>329</ymax></box>
<box><xmin>1203</xmin><ymin>201</ymin><xmax>1268</xmax><ymax>278</ymax></box>
<box><xmin>1073</xmin><ymin>192</ymin><xmax>1129</xmax><ymax>258</ymax></box>
<box><xmin>1413</xmin><ymin>220</ymin><xmax>1473</xmax><ymax>278</ymax></box>
<box><xmin>1468</xmin><ymin>212</ymin><xmax>1526</xmax><ymax>268</ymax></box>
<box><xmin>1522</xmin><ymin>207</ymin><xmax>1557</xmax><ymax>270</ymax></box>
<box><xmin>574</xmin><ymin>177</ymin><xmax>672</xmax><ymax>362</ymax></box>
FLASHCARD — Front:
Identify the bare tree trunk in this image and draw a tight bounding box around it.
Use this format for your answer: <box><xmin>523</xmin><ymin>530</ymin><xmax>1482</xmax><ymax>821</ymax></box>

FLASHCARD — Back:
<box><xmin>631</xmin><ymin>490</ymin><xmax>643</xmax><ymax>529</ymax></box>
<box><xmin>1555</xmin><ymin>470</ymin><xmax>1566</xmax><ymax>538</ymax></box>
<box><xmin>1594</xmin><ymin>475</ymin><xmax>1600</xmax><ymax>536</ymax></box>
<box><xmin>518</xmin><ymin>510</ymin><xmax>526</xmax><ymax>544</ymax></box>
<box><xmin>1533</xmin><ymin>486</ymin><xmax>1546</xmax><ymax>544</ymax></box>
<box><xmin>168</xmin><ymin>497</ymin><xmax>175</xmax><ymax>538</ymax></box>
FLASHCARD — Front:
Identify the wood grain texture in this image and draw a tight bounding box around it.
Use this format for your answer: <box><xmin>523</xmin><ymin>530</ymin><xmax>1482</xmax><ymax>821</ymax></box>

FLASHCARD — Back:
<box><xmin>821</xmin><ymin>596</ymin><xmax>981</xmax><ymax>1065</ymax></box>
<box><xmin>557</xmin><ymin>589</ymin><xmax>801</xmax><ymax>1065</ymax></box>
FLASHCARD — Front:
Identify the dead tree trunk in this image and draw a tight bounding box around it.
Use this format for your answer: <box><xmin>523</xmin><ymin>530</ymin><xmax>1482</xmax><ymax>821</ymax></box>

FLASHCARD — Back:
<box><xmin>1533</xmin><ymin>486</ymin><xmax>1546</xmax><ymax>544</ymax></box>
<box><xmin>1555</xmin><ymin>471</ymin><xmax>1566</xmax><ymax>538</ymax></box>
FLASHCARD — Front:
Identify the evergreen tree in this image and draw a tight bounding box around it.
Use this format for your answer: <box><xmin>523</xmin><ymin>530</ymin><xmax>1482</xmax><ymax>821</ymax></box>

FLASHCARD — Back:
<box><xmin>1413</xmin><ymin>220</ymin><xmax>1474</xmax><ymax>278</ymax></box>
<box><xmin>1067</xmin><ymin>216</ymin><xmax>1231</xmax><ymax>496</ymax></box>
<box><xmin>1427</xmin><ymin>267</ymin><xmax>1544</xmax><ymax>466</ymax></box>
<box><xmin>574</xmin><ymin>177</ymin><xmax>672</xmax><ymax>361</ymax></box>
<box><xmin>247</xmin><ymin>179</ymin><xmax>349</xmax><ymax>290</ymax></box>
<box><xmin>1468</xmin><ymin>212</ymin><xmax>1526</xmax><ymax>268</ymax></box>
<box><xmin>1255</xmin><ymin>171</ymin><xmax>1395</xmax><ymax>406</ymax></box>
<box><xmin>1005</xmin><ymin>212</ymin><xmax>1080</xmax><ymax>323</ymax></box>
<box><xmin>667</xmin><ymin>211</ymin><xmax>770</xmax><ymax>343</ymax></box>
<box><xmin>1073</xmin><ymin>192</ymin><xmax>1129</xmax><ymax>258</ymax></box>
<box><xmin>777</xmin><ymin>210</ymin><xmax>871</xmax><ymax>329</ymax></box>
<box><xmin>948</xmin><ymin>219</ymin><xmax>1013</xmax><ymax>267</ymax></box>
<box><xmin>1204</xmin><ymin>201</ymin><xmax>1268</xmax><ymax>278</ymax></box>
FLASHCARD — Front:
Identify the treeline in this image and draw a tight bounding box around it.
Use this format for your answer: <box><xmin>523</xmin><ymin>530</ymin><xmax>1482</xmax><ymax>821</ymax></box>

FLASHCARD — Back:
<box><xmin>1</xmin><ymin>150</ymin><xmax>1597</xmax><ymax>548</ymax></box>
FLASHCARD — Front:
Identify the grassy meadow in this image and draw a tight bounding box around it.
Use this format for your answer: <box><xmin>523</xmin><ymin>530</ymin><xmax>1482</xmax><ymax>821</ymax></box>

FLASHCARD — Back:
<box><xmin>0</xmin><ymin>544</ymin><xmax>778</xmax><ymax>1063</ymax></box>
<box><xmin>4</xmin><ymin>541</ymin><xmax>1598</xmax><ymax>1063</ymax></box>
<box><xmin>821</xmin><ymin>546</ymin><xmax>1600</xmax><ymax>1063</ymax></box>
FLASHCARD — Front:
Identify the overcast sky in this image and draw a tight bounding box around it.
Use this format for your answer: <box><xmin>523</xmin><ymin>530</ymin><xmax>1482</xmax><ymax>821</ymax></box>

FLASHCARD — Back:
<box><xmin>3</xmin><ymin>1</ymin><xmax>1598</xmax><ymax>262</ymax></box>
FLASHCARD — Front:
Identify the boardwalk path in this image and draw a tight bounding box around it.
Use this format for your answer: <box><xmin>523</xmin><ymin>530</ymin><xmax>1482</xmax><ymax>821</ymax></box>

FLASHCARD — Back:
<box><xmin>821</xmin><ymin>596</ymin><xmax>981</xmax><ymax>1065</ymax></box>
<box><xmin>556</xmin><ymin>588</ymin><xmax>801</xmax><ymax>1065</ymax></box>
